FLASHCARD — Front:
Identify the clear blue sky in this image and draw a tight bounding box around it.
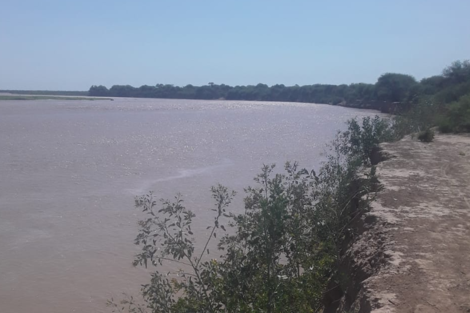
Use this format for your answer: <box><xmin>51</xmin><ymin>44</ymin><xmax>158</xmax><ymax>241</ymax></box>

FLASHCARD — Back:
<box><xmin>1</xmin><ymin>0</ymin><xmax>469</xmax><ymax>90</ymax></box>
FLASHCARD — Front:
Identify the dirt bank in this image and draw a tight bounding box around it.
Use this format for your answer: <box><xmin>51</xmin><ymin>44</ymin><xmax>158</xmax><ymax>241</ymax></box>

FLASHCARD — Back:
<box><xmin>328</xmin><ymin>133</ymin><xmax>470</xmax><ymax>312</ymax></box>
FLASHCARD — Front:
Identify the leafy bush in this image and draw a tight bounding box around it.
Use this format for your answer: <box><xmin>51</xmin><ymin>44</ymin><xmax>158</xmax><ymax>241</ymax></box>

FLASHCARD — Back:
<box><xmin>433</xmin><ymin>81</ymin><xmax>470</xmax><ymax>104</ymax></box>
<box><xmin>417</xmin><ymin>129</ymin><xmax>435</xmax><ymax>142</ymax></box>
<box><xmin>110</xmin><ymin>116</ymin><xmax>391</xmax><ymax>313</ymax></box>
<box><xmin>438</xmin><ymin>94</ymin><xmax>470</xmax><ymax>133</ymax></box>
<box><xmin>436</xmin><ymin>113</ymin><xmax>454</xmax><ymax>133</ymax></box>
<box><xmin>391</xmin><ymin>98</ymin><xmax>440</xmax><ymax>138</ymax></box>
<box><xmin>339</xmin><ymin>116</ymin><xmax>395</xmax><ymax>165</ymax></box>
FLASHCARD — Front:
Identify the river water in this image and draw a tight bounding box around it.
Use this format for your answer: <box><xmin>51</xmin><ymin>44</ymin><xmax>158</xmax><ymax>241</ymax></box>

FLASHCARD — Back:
<box><xmin>0</xmin><ymin>98</ymin><xmax>378</xmax><ymax>312</ymax></box>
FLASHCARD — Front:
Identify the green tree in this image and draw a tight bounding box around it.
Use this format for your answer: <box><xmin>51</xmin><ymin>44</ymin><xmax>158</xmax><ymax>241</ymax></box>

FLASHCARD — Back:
<box><xmin>375</xmin><ymin>73</ymin><xmax>418</xmax><ymax>102</ymax></box>
<box><xmin>88</xmin><ymin>85</ymin><xmax>109</xmax><ymax>96</ymax></box>
<box><xmin>442</xmin><ymin>60</ymin><xmax>470</xmax><ymax>85</ymax></box>
<box><xmin>438</xmin><ymin>94</ymin><xmax>470</xmax><ymax>133</ymax></box>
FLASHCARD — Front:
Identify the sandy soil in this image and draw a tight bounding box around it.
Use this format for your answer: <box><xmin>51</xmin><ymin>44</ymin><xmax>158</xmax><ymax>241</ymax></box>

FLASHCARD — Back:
<box><xmin>360</xmin><ymin>133</ymin><xmax>470</xmax><ymax>312</ymax></box>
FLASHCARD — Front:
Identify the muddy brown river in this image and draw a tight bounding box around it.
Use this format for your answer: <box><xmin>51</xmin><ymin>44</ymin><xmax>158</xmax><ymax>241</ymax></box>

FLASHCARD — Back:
<box><xmin>0</xmin><ymin>98</ymin><xmax>378</xmax><ymax>312</ymax></box>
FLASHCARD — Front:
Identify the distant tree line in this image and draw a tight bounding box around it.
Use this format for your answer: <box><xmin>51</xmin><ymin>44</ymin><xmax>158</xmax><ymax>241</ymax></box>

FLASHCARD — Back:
<box><xmin>88</xmin><ymin>61</ymin><xmax>467</xmax><ymax>112</ymax></box>
<box><xmin>90</xmin><ymin>60</ymin><xmax>470</xmax><ymax>130</ymax></box>
<box><xmin>89</xmin><ymin>74</ymin><xmax>419</xmax><ymax>112</ymax></box>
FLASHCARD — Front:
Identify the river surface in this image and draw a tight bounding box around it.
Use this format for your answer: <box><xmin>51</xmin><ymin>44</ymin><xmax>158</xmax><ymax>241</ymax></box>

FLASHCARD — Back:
<box><xmin>0</xmin><ymin>98</ymin><xmax>379</xmax><ymax>312</ymax></box>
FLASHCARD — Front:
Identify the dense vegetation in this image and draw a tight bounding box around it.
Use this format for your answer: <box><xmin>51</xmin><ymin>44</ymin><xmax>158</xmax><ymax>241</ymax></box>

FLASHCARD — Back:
<box><xmin>90</xmin><ymin>60</ymin><xmax>470</xmax><ymax>132</ymax></box>
<box><xmin>109</xmin><ymin>116</ymin><xmax>400</xmax><ymax>313</ymax></box>
<box><xmin>88</xmin><ymin>76</ymin><xmax>413</xmax><ymax>111</ymax></box>
<box><xmin>90</xmin><ymin>82</ymin><xmax>378</xmax><ymax>107</ymax></box>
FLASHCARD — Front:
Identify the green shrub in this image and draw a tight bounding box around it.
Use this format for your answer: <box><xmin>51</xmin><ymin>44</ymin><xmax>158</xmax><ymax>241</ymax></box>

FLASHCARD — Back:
<box><xmin>438</xmin><ymin>118</ymin><xmax>453</xmax><ymax>133</ymax></box>
<box><xmin>341</xmin><ymin>116</ymin><xmax>396</xmax><ymax>166</ymax></box>
<box><xmin>418</xmin><ymin>128</ymin><xmax>435</xmax><ymax>142</ymax></box>
<box><xmin>111</xmin><ymin>116</ymin><xmax>390</xmax><ymax>313</ymax></box>
<box><xmin>437</xmin><ymin>94</ymin><xmax>470</xmax><ymax>133</ymax></box>
<box><xmin>391</xmin><ymin>98</ymin><xmax>440</xmax><ymax>138</ymax></box>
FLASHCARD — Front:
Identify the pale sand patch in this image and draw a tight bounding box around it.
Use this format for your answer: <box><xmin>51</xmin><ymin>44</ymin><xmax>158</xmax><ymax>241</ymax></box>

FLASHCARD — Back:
<box><xmin>357</xmin><ymin>134</ymin><xmax>470</xmax><ymax>312</ymax></box>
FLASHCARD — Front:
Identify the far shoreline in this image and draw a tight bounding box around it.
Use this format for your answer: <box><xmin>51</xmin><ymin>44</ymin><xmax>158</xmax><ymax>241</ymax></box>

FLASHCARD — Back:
<box><xmin>0</xmin><ymin>94</ymin><xmax>113</xmax><ymax>101</ymax></box>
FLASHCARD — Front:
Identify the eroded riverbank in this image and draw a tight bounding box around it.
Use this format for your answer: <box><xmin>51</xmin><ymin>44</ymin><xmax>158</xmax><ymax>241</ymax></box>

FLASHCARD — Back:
<box><xmin>330</xmin><ymin>133</ymin><xmax>470</xmax><ymax>312</ymax></box>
